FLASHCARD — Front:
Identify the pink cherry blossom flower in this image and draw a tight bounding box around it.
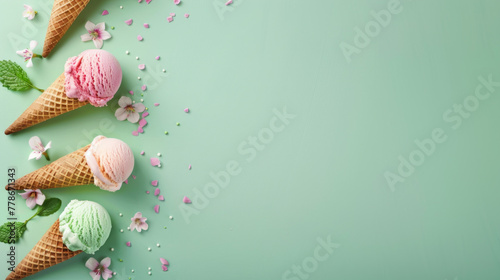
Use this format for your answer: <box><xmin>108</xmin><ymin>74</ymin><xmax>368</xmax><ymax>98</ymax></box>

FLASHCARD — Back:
<box><xmin>20</xmin><ymin>189</ymin><xmax>45</xmax><ymax>209</ymax></box>
<box><xmin>28</xmin><ymin>136</ymin><xmax>51</xmax><ymax>160</ymax></box>
<box><xmin>115</xmin><ymin>96</ymin><xmax>146</xmax><ymax>123</ymax></box>
<box><xmin>81</xmin><ymin>21</ymin><xmax>111</xmax><ymax>49</ymax></box>
<box><xmin>130</xmin><ymin>212</ymin><xmax>149</xmax><ymax>232</ymax></box>
<box><xmin>23</xmin><ymin>5</ymin><xmax>37</xmax><ymax>20</ymax></box>
<box><xmin>86</xmin><ymin>257</ymin><xmax>113</xmax><ymax>280</ymax></box>
<box><xmin>16</xmin><ymin>40</ymin><xmax>42</xmax><ymax>68</ymax></box>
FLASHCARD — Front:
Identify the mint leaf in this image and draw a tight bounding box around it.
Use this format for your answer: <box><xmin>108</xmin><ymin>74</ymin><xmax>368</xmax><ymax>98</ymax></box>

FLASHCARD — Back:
<box><xmin>0</xmin><ymin>222</ymin><xmax>27</xmax><ymax>244</ymax></box>
<box><xmin>37</xmin><ymin>198</ymin><xmax>62</xmax><ymax>217</ymax></box>
<box><xmin>0</xmin><ymin>60</ymin><xmax>35</xmax><ymax>91</ymax></box>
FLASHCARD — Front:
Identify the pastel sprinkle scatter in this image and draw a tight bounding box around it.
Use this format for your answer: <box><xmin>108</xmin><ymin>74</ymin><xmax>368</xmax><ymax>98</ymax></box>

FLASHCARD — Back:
<box><xmin>226</xmin><ymin>0</ymin><xmax>233</xmax><ymax>5</ymax></box>
<box><xmin>188</xmin><ymin>164</ymin><xmax>192</xmax><ymax>170</ymax></box>
<box><xmin>132</xmin><ymin>130</ymin><xmax>139</xmax><ymax>136</ymax></box>
<box><xmin>155</xmin><ymin>103</ymin><xmax>160</xmax><ymax>106</ymax></box>
<box><xmin>129</xmin><ymin>90</ymin><xmax>134</xmax><ymax>95</ymax></box>
<box><xmin>120</xmin><ymin>259</ymin><xmax>123</xmax><ymax>262</ymax></box>
<box><xmin>170</xmin><ymin>13</ymin><xmax>176</xmax><ymax>16</ymax></box>
<box><xmin>125</xmin><ymin>19</ymin><xmax>133</xmax><ymax>25</ymax></box>
<box><xmin>126</xmin><ymin>242</ymin><xmax>131</xmax><ymax>247</ymax></box>
<box><xmin>154</xmin><ymin>188</ymin><xmax>160</xmax><ymax>196</ymax></box>
<box><xmin>183</xmin><ymin>196</ymin><xmax>192</xmax><ymax>204</ymax></box>
<box><xmin>154</xmin><ymin>205</ymin><xmax>160</xmax><ymax>213</ymax></box>
<box><xmin>157</xmin><ymin>153</ymin><xmax>162</xmax><ymax>156</ymax></box>
<box><xmin>142</xmin><ymin>85</ymin><xmax>147</xmax><ymax>91</ymax></box>
<box><xmin>142</xmin><ymin>112</ymin><xmax>150</xmax><ymax>118</ymax></box>
<box><xmin>174</xmin><ymin>0</ymin><xmax>181</xmax><ymax>5</ymax></box>
<box><xmin>119</xmin><ymin>213</ymin><xmax>123</xmax><ymax>216</ymax></box>
<box><xmin>152</xmin><ymin>180</ymin><xmax>158</xmax><ymax>186</ymax></box>
<box><xmin>139</xmin><ymin>119</ymin><xmax>148</xmax><ymax>127</ymax></box>
<box><xmin>162</xmin><ymin>69</ymin><xmax>166</xmax><ymax>72</ymax></box>
<box><xmin>138</xmin><ymin>64</ymin><xmax>145</xmax><ymax>70</ymax></box>
<box><xmin>124</xmin><ymin>179</ymin><xmax>128</xmax><ymax>184</ymax></box>
<box><xmin>137</xmin><ymin>77</ymin><xmax>141</xmax><ymax>80</ymax></box>
<box><xmin>162</xmin><ymin>265</ymin><xmax>168</xmax><ymax>271</ymax></box>
<box><xmin>167</xmin><ymin>16</ymin><xmax>173</xmax><ymax>23</ymax></box>
<box><xmin>126</xmin><ymin>51</ymin><xmax>130</xmax><ymax>55</ymax></box>
<box><xmin>137</xmin><ymin>126</ymin><xmax>144</xmax><ymax>133</ymax></box>
<box><xmin>158</xmin><ymin>195</ymin><xmax>165</xmax><ymax>201</ymax></box>
<box><xmin>156</xmin><ymin>243</ymin><xmax>160</xmax><ymax>247</ymax></box>
<box><xmin>136</xmin><ymin>56</ymin><xmax>140</xmax><ymax>60</ymax></box>
<box><xmin>146</xmin><ymin>191</ymin><xmax>150</xmax><ymax>194</ymax></box>
<box><xmin>141</xmin><ymin>151</ymin><xmax>145</xmax><ymax>155</ymax></box>
<box><xmin>184</xmin><ymin>108</ymin><xmax>189</xmax><ymax>113</ymax></box>
<box><xmin>185</xmin><ymin>13</ymin><xmax>189</xmax><ymax>18</ymax></box>
<box><xmin>120</xmin><ymin>6</ymin><xmax>123</xmax><ymax>9</ymax></box>
<box><xmin>144</xmin><ymin>23</ymin><xmax>150</xmax><ymax>28</ymax></box>
<box><xmin>148</xmin><ymin>247</ymin><xmax>152</xmax><ymax>251</ymax></box>
<box><xmin>160</xmin><ymin>258</ymin><xmax>169</xmax><ymax>265</ymax></box>
<box><xmin>132</xmin><ymin>175</ymin><xmax>137</xmax><ymax>179</ymax></box>
<box><xmin>169</xmin><ymin>216</ymin><xmax>173</xmax><ymax>220</ymax></box>
<box><xmin>176</xmin><ymin>122</ymin><xmax>180</xmax><ymax>126</ymax></box>
<box><xmin>102</xmin><ymin>10</ymin><xmax>109</xmax><ymax>16</ymax></box>
<box><xmin>155</xmin><ymin>56</ymin><xmax>160</xmax><ymax>60</ymax></box>
<box><xmin>137</xmin><ymin>35</ymin><xmax>143</xmax><ymax>41</ymax></box>
<box><xmin>111</xmin><ymin>26</ymin><xmax>115</xmax><ymax>30</ymax></box>
<box><xmin>164</xmin><ymin>131</ymin><xmax>168</xmax><ymax>135</ymax></box>
<box><xmin>146</xmin><ymin>0</ymin><xmax>152</xmax><ymax>4</ymax></box>
<box><xmin>151</xmin><ymin>158</ymin><xmax>160</xmax><ymax>166</ymax></box>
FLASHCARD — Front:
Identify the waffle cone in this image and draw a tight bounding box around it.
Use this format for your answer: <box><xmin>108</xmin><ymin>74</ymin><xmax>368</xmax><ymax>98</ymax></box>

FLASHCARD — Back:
<box><xmin>42</xmin><ymin>0</ymin><xmax>91</xmax><ymax>57</ymax></box>
<box><xmin>6</xmin><ymin>219</ymin><xmax>82</xmax><ymax>280</ymax></box>
<box><xmin>5</xmin><ymin>145</ymin><xmax>94</xmax><ymax>191</ymax></box>
<box><xmin>4</xmin><ymin>73</ymin><xmax>89</xmax><ymax>135</ymax></box>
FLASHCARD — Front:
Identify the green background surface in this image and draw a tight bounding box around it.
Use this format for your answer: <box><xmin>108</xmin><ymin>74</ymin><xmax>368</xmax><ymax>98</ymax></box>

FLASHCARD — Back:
<box><xmin>1</xmin><ymin>0</ymin><xmax>500</xmax><ymax>279</ymax></box>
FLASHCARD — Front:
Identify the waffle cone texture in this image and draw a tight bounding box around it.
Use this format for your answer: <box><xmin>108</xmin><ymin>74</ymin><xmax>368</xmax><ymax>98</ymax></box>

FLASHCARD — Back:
<box><xmin>4</xmin><ymin>73</ymin><xmax>89</xmax><ymax>135</ymax></box>
<box><xmin>42</xmin><ymin>0</ymin><xmax>91</xmax><ymax>57</ymax></box>
<box><xmin>5</xmin><ymin>145</ymin><xmax>93</xmax><ymax>190</ymax></box>
<box><xmin>6</xmin><ymin>219</ymin><xmax>82</xmax><ymax>280</ymax></box>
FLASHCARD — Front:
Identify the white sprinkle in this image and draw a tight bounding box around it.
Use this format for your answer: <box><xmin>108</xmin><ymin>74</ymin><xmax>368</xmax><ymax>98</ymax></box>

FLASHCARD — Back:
<box><xmin>157</xmin><ymin>153</ymin><xmax>161</xmax><ymax>156</ymax></box>
<box><xmin>138</xmin><ymin>77</ymin><xmax>141</xmax><ymax>80</ymax></box>
<box><xmin>127</xmin><ymin>226</ymin><xmax>130</xmax><ymax>230</ymax></box>
<box><xmin>156</xmin><ymin>243</ymin><xmax>160</xmax><ymax>247</ymax></box>
<box><xmin>148</xmin><ymin>267</ymin><xmax>152</xmax><ymax>271</ymax></box>
<box><xmin>162</xmin><ymin>69</ymin><xmax>166</xmax><ymax>72</ymax></box>
<box><xmin>148</xmin><ymin>272</ymin><xmax>152</xmax><ymax>275</ymax></box>
<box><xmin>158</xmin><ymin>164</ymin><xmax>162</xmax><ymax>167</ymax></box>
<box><xmin>120</xmin><ymin>229</ymin><xmax>124</xmax><ymax>233</ymax></box>
<box><xmin>125</xmin><ymin>51</ymin><xmax>129</xmax><ymax>55</ymax></box>
<box><xmin>132</xmin><ymin>100</ymin><xmax>136</xmax><ymax>103</ymax></box>
<box><xmin>131</xmin><ymin>269</ymin><xmax>135</xmax><ymax>273</ymax></box>
<box><xmin>136</xmin><ymin>56</ymin><xmax>139</xmax><ymax>60</ymax></box>
<box><xmin>110</xmin><ymin>248</ymin><xmax>114</xmax><ymax>252</ymax></box>
<box><xmin>120</xmin><ymin>5</ymin><xmax>123</xmax><ymax>9</ymax></box>
<box><xmin>169</xmin><ymin>216</ymin><xmax>173</xmax><ymax>220</ymax></box>
<box><xmin>140</xmin><ymin>99</ymin><xmax>144</xmax><ymax>102</ymax></box>
<box><xmin>148</xmin><ymin>247</ymin><xmax>151</xmax><ymax>251</ymax></box>
<box><xmin>113</xmin><ymin>272</ymin><xmax>117</xmax><ymax>275</ymax></box>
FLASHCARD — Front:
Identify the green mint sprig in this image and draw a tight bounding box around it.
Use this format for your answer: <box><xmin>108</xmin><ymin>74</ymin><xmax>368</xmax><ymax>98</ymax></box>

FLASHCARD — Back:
<box><xmin>0</xmin><ymin>198</ymin><xmax>62</xmax><ymax>244</ymax></box>
<box><xmin>0</xmin><ymin>60</ymin><xmax>43</xmax><ymax>92</ymax></box>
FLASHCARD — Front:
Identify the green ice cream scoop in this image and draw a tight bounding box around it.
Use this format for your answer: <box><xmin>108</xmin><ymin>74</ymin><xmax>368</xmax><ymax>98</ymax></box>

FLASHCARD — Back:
<box><xmin>59</xmin><ymin>199</ymin><xmax>112</xmax><ymax>254</ymax></box>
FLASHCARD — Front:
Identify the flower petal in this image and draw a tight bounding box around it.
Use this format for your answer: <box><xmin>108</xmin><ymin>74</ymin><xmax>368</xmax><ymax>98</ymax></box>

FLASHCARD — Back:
<box><xmin>133</xmin><ymin>103</ymin><xmax>146</xmax><ymax>113</ymax></box>
<box><xmin>26</xmin><ymin>59</ymin><xmax>33</xmax><ymax>68</ymax></box>
<box><xmin>29</xmin><ymin>136</ymin><xmax>42</xmax><ymax>151</ymax></box>
<box><xmin>20</xmin><ymin>190</ymin><xmax>33</xmax><ymax>199</ymax></box>
<box><xmin>29</xmin><ymin>40</ymin><xmax>37</xmax><ymax>50</ymax></box>
<box><xmin>141</xmin><ymin>222</ymin><xmax>149</xmax><ymax>231</ymax></box>
<box><xmin>133</xmin><ymin>212</ymin><xmax>142</xmax><ymax>219</ymax></box>
<box><xmin>115</xmin><ymin>108</ymin><xmax>128</xmax><ymax>121</ymax></box>
<box><xmin>44</xmin><ymin>141</ymin><xmax>52</xmax><ymax>151</ymax></box>
<box><xmin>81</xmin><ymin>33</ymin><xmax>92</xmax><ymax>42</ymax></box>
<box><xmin>160</xmin><ymin>258</ymin><xmax>169</xmax><ymax>265</ymax></box>
<box><xmin>93</xmin><ymin>38</ymin><xmax>103</xmax><ymax>49</ymax></box>
<box><xmin>101</xmin><ymin>31</ymin><xmax>111</xmax><ymax>40</ymax></box>
<box><xmin>129</xmin><ymin>222</ymin><xmax>137</xmax><ymax>231</ymax></box>
<box><xmin>26</xmin><ymin>198</ymin><xmax>36</xmax><ymax>209</ymax></box>
<box><xmin>35</xmin><ymin>152</ymin><xmax>42</xmax><ymax>160</ymax></box>
<box><xmin>35</xmin><ymin>192</ymin><xmax>46</xmax><ymax>205</ymax></box>
<box><xmin>28</xmin><ymin>151</ymin><xmax>40</xmax><ymax>160</ymax></box>
<box><xmin>102</xmin><ymin>268</ymin><xmax>113</xmax><ymax>280</ymax></box>
<box><xmin>85</xmin><ymin>257</ymin><xmax>99</xmax><ymax>270</ymax></box>
<box><xmin>95</xmin><ymin>22</ymin><xmax>106</xmax><ymax>31</ymax></box>
<box><xmin>127</xmin><ymin>112</ymin><xmax>140</xmax><ymax>123</ymax></box>
<box><xmin>100</xmin><ymin>257</ymin><xmax>111</xmax><ymax>268</ymax></box>
<box><xmin>24</xmin><ymin>4</ymin><xmax>33</xmax><ymax>10</ymax></box>
<box><xmin>90</xmin><ymin>271</ymin><xmax>101</xmax><ymax>280</ymax></box>
<box><xmin>118</xmin><ymin>96</ymin><xmax>132</xmax><ymax>107</ymax></box>
<box><xmin>85</xmin><ymin>21</ymin><xmax>96</xmax><ymax>31</ymax></box>
<box><xmin>16</xmin><ymin>50</ymin><xmax>26</xmax><ymax>56</ymax></box>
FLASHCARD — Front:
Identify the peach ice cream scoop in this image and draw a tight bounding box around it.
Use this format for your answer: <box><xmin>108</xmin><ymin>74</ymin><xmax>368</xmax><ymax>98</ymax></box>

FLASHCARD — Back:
<box><xmin>64</xmin><ymin>49</ymin><xmax>122</xmax><ymax>107</ymax></box>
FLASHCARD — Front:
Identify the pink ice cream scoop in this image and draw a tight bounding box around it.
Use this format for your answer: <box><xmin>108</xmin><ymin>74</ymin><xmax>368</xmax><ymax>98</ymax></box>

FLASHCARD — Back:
<box><xmin>84</xmin><ymin>135</ymin><xmax>134</xmax><ymax>191</ymax></box>
<box><xmin>64</xmin><ymin>49</ymin><xmax>122</xmax><ymax>107</ymax></box>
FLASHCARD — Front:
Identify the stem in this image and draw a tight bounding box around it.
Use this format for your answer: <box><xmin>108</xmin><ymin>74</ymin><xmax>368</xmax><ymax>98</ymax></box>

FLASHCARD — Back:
<box><xmin>42</xmin><ymin>152</ymin><xmax>50</xmax><ymax>161</ymax></box>
<box><xmin>31</xmin><ymin>85</ymin><xmax>44</xmax><ymax>93</ymax></box>
<box><xmin>32</xmin><ymin>53</ymin><xmax>43</xmax><ymax>59</ymax></box>
<box><xmin>24</xmin><ymin>211</ymin><xmax>39</xmax><ymax>224</ymax></box>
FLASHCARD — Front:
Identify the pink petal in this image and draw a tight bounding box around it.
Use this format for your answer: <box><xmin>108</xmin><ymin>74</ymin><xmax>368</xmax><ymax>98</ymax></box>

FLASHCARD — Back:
<box><xmin>126</xmin><ymin>241</ymin><xmax>131</xmax><ymax>247</ymax></box>
<box><xmin>20</xmin><ymin>190</ymin><xmax>33</xmax><ymax>199</ymax></box>
<box><xmin>129</xmin><ymin>90</ymin><xmax>134</xmax><ymax>95</ymax></box>
<box><xmin>140</xmin><ymin>222</ymin><xmax>149</xmax><ymax>231</ymax></box>
<box><xmin>124</xmin><ymin>179</ymin><xmax>128</xmax><ymax>184</ymax></box>
<box><xmin>127</xmin><ymin>112</ymin><xmax>140</xmax><ymax>123</ymax></box>
<box><xmin>142</xmin><ymin>112</ymin><xmax>149</xmax><ymax>118</ymax></box>
<box><xmin>119</xmin><ymin>96</ymin><xmax>133</xmax><ymax>107</ymax></box>
<box><xmin>35</xmin><ymin>192</ymin><xmax>46</xmax><ymax>205</ymax></box>
<box><xmin>141</xmin><ymin>85</ymin><xmax>147</xmax><ymax>91</ymax></box>
<box><xmin>151</xmin><ymin>180</ymin><xmax>158</xmax><ymax>186</ymax></box>
<box><xmin>162</xmin><ymin>265</ymin><xmax>168</xmax><ymax>271</ymax></box>
<box><xmin>139</xmin><ymin>118</ymin><xmax>148</xmax><ymax>127</ymax></box>
<box><xmin>90</xmin><ymin>271</ymin><xmax>101</xmax><ymax>280</ymax></box>
<box><xmin>138</xmin><ymin>64</ymin><xmax>145</xmax><ymax>70</ymax></box>
<box><xmin>26</xmin><ymin>198</ymin><xmax>36</xmax><ymax>209</ymax></box>
<box><xmin>154</xmin><ymin>103</ymin><xmax>160</xmax><ymax>106</ymax></box>
<box><xmin>154</xmin><ymin>205</ymin><xmax>159</xmax><ymax>213</ymax></box>
<box><xmin>85</xmin><ymin>257</ymin><xmax>99</xmax><ymax>270</ymax></box>
<box><xmin>185</xmin><ymin>13</ymin><xmax>189</xmax><ymax>18</ymax></box>
<box><xmin>151</xmin><ymin>158</ymin><xmax>160</xmax><ymax>166</ymax></box>
<box><xmin>102</xmin><ymin>10</ymin><xmax>109</xmax><ymax>16</ymax></box>
<box><xmin>133</xmin><ymin>103</ymin><xmax>146</xmax><ymax>113</ymax></box>
<box><xmin>183</xmin><ymin>196</ymin><xmax>192</xmax><ymax>204</ymax></box>
<box><xmin>100</xmin><ymin>257</ymin><xmax>111</xmax><ymax>268</ymax></box>
<box><xmin>133</xmin><ymin>212</ymin><xmax>143</xmax><ymax>219</ymax></box>
<box><xmin>167</xmin><ymin>16</ymin><xmax>173</xmax><ymax>23</ymax></box>
<box><xmin>184</xmin><ymin>108</ymin><xmax>189</xmax><ymax>113</ymax></box>
<box><xmin>125</xmin><ymin>19</ymin><xmax>133</xmax><ymax>25</ymax></box>
<box><xmin>154</xmin><ymin>188</ymin><xmax>160</xmax><ymax>196</ymax></box>
<box><xmin>132</xmin><ymin>130</ymin><xmax>139</xmax><ymax>136</ymax></box>
<box><xmin>158</xmin><ymin>195</ymin><xmax>165</xmax><ymax>201</ymax></box>
<box><xmin>160</xmin><ymin>258</ymin><xmax>169</xmax><ymax>265</ymax></box>
<box><xmin>137</xmin><ymin>35</ymin><xmax>143</xmax><ymax>41</ymax></box>
<box><xmin>138</xmin><ymin>126</ymin><xmax>144</xmax><ymax>133</ymax></box>
<box><xmin>132</xmin><ymin>175</ymin><xmax>137</xmax><ymax>179</ymax></box>
<box><xmin>115</xmin><ymin>108</ymin><xmax>128</xmax><ymax>121</ymax></box>
<box><xmin>225</xmin><ymin>0</ymin><xmax>233</xmax><ymax>5</ymax></box>
<box><xmin>102</xmin><ymin>268</ymin><xmax>112</xmax><ymax>280</ymax></box>
<box><xmin>174</xmin><ymin>0</ymin><xmax>181</xmax><ymax>5</ymax></box>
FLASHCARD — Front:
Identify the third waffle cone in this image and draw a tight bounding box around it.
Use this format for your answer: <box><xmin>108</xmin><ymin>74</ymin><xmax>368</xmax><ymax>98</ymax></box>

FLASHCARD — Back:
<box><xmin>42</xmin><ymin>0</ymin><xmax>91</xmax><ymax>57</ymax></box>
<box><xmin>6</xmin><ymin>219</ymin><xmax>82</xmax><ymax>280</ymax></box>
<box><xmin>5</xmin><ymin>145</ymin><xmax>93</xmax><ymax>190</ymax></box>
<box><xmin>4</xmin><ymin>73</ymin><xmax>89</xmax><ymax>135</ymax></box>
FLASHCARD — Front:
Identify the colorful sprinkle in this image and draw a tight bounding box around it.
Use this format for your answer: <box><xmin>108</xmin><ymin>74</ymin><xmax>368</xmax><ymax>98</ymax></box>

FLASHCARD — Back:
<box><xmin>102</xmin><ymin>10</ymin><xmax>109</xmax><ymax>16</ymax></box>
<box><xmin>154</xmin><ymin>205</ymin><xmax>160</xmax><ymax>213</ymax></box>
<box><xmin>139</xmin><ymin>118</ymin><xmax>148</xmax><ymax>127</ymax></box>
<box><xmin>167</xmin><ymin>16</ymin><xmax>173</xmax><ymax>23</ymax></box>
<box><xmin>176</xmin><ymin>122</ymin><xmax>180</xmax><ymax>126</ymax></box>
<box><xmin>125</xmin><ymin>19</ymin><xmax>133</xmax><ymax>25</ymax></box>
<box><xmin>142</xmin><ymin>85</ymin><xmax>147</xmax><ymax>91</ymax></box>
<box><xmin>158</xmin><ymin>195</ymin><xmax>165</xmax><ymax>201</ymax></box>
<box><xmin>151</xmin><ymin>158</ymin><xmax>160</xmax><ymax>166</ymax></box>
<box><xmin>183</xmin><ymin>196</ymin><xmax>192</xmax><ymax>204</ymax></box>
<box><xmin>138</xmin><ymin>64</ymin><xmax>145</xmax><ymax>70</ymax></box>
<box><xmin>162</xmin><ymin>265</ymin><xmax>168</xmax><ymax>271</ymax></box>
<box><xmin>137</xmin><ymin>35</ymin><xmax>143</xmax><ymax>41</ymax></box>
<box><xmin>160</xmin><ymin>258</ymin><xmax>169</xmax><ymax>265</ymax></box>
<box><xmin>184</xmin><ymin>107</ymin><xmax>189</xmax><ymax>113</ymax></box>
<box><xmin>124</xmin><ymin>179</ymin><xmax>128</xmax><ymax>184</ymax></box>
<box><xmin>126</xmin><ymin>242</ymin><xmax>131</xmax><ymax>247</ymax></box>
<box><xmin>188</xmin><ymin>164</ymin><xmax>192</xmax><ymax>170</ymax></box>
<box><xmin>154</xmin><ymin>188</ymin><xmax>160</xmax><ymax>196</ymax></box>
<box><xmin>152</xmin><ymin>180</ymin><xmax>158</xmax><ymax>186</ymax></box>
<box><xmin>155</xmin><ymin>56</ymin><xmax>160</xmax><ymax>60</ymax></box>
<box><xmin>144</xmin><ymin>23</ymin><xmax>150</xmax><ymax>28</ymax></box>
<box><xmin>146</xmin><ymin>0</ymin><xmax>152</xmax><ymax>3</ymax></box>
<box><xmin>132</xmin><ymin>130</ymin><xmax>139</xmax><ymax>136</ymax></box>
<box><xmin>132</xmin><ymin>175</ymin><xmax>137</xmax><ymax>179</ymax></box>
<box><xmin>185</xmin><ymin>13</ymin><xmax>189</xmax><ymax>18</ymax></box>
<box><xmin>142</xmin><ymin>112</ymin><xmax>150</xmax><ymax>118</ymax></box>
<box><xmin>141</xmin><ymin>151</ymin><xmax>145</xmax><ymax>155</ymax></box>
<box><xmin>225</xmin><ymin>0</ymin><xmax>233</xmax><ymax>5</ymax></box>
<box><xmin>146</xmin><ymin>191</ymin><xmax>150</xmax><ymax>194</ymax></box>
<box><xmin>129</xmin><ymin>90</ymin><xmax>134</xmax><ymax>95</ymax></box>
<box><xmin>155</xmin><ymin>103</ymin><xmax>160</xmax><ymax>106</ymax></box>
<box><xmin>174</xmin><ymin>0</ymin><xmax>181</xmax><ymax>4</ymax></box>
<box><xmin>170</xmin><ymin>13</ymin><xmax>176</xmax><ymax>16</ymax></box>
<box><xmin>164</xmin><ymin>131</ymin><xmax>168</xmax><ymax>135</ymax></box>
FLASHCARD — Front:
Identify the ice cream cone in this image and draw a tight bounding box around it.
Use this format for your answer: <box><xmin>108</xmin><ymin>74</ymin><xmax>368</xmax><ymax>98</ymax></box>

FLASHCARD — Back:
<box><xmin>5</xmin><ymin>145</ymin><xmax>93</xmax><ymax>190</ymax></box>
<box><xmin>4</xmin><ymin>73</ymin><xmax>89</xmax><ymax>135</ymax></box>
<box><xmin>42</xmin><ymin>0</ymin><xmax>91</xmax><ymax>57</ymax></box>
<box><xmin>5</xmin><ymin>219</ymin><xmax>82</xmax><ymax>280</ymax></box>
